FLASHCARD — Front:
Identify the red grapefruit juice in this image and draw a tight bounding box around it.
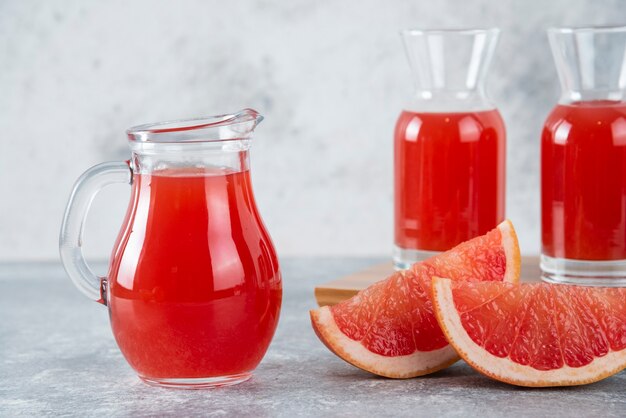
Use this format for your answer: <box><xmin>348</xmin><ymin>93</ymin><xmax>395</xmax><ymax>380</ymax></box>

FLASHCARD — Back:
<box><xmin>394</xmin><ymin>110</ymin><xmax>506</xmax><ymax>252</ymax></box>
<box><xmin>542</xmin><ymin>100</ymin><xmax>626</xmax><ymax>260</ymax></box>
<box><xmin>107</xmin><ymin>168</ymin><xmax>282</xmax><ymax>379</ymax></box>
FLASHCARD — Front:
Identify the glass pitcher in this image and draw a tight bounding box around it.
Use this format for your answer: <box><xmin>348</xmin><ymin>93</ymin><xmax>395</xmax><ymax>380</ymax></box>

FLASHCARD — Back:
<box><xmin>541</xmin><ymin>26</ymin><xmax>626</xmax><ymax>286</ymax></box>
<box><xmin>394</xmin><ymin>28</ymin><xmax>506</xmax><ymax>269</ymax></box>
<box><xmin>59</xmin><ymin>109</ymin><xmax>282</xmax><ymax>388</ymax></box>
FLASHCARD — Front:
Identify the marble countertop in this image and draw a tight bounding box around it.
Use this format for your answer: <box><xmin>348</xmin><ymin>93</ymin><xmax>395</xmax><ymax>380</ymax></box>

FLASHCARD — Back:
<box><xmin>1</xmin><ymin>258</ymin><xmax>625</xmax><ymax>417</ymax></box>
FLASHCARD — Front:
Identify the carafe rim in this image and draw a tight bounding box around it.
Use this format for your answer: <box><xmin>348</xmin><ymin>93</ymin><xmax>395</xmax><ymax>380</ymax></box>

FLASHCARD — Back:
<box><xmin>547</xmin><ymin>25</ymin><xmax>626</xmax><ymax>35</ymax></box>
<box><xmin>400</xmin><ymin>27</ymin><xmax>500</xmax><ymax>36</ymax></box>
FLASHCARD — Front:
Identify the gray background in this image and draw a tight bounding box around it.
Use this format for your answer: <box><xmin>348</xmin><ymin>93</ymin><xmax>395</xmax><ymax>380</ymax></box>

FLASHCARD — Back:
<box><xmin>1</xmin><ymin>0</ymin><xmax>624</xmax><ymax>262</ymax></box>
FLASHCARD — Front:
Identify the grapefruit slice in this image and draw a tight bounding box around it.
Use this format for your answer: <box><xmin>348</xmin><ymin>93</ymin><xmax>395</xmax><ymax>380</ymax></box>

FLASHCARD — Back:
<box><xmin>432</xmin><ymin>278</ymin><xmax>626</xmax><ymax>387</ymax></box>
<box><xmin>310</xmin><ymin>220</ymin><xmax>520</xmax><ymax>378</ymax></box>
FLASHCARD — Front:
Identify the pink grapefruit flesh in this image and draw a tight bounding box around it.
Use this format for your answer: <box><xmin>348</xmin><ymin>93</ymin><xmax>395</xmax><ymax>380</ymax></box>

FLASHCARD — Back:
<box><xmin>310</xmin><ymin>220</ymin><xmax>520</xmax><ymax>378</ymax></box>
<box><xmin>432</xmin><ymin>278</ymin><xmax>626</xmax><ymax>387</ymax></box>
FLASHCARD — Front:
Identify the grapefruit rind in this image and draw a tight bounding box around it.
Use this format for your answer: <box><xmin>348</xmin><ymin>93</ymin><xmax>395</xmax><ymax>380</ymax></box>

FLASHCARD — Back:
<box><xmin>310</xmin><ymin>306</ymin><xmax>458</xmax><ymax>378</ymax></box>
<box><xmin>432</xmin><ymin>277</ymin><xmax>626</xmax><ymax>387</ymax></box>
<box><xmin>498</xmin><ymin>220</ymin><xmax>521</xmax><ymax>284</ymax></box>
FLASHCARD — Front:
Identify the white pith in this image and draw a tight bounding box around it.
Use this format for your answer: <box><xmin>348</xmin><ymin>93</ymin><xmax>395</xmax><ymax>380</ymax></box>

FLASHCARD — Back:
<box><xmin>498</xmin><ymin>220</ymin><xmax>520</xmax><ymax>284</ymax></box>
<box><xmin>433</xmin><ymin>278</ymin><xmax>626</xmax><ymax>386</ymax></box>
<box><xmin>312</xmin><ymin>306</ymin><xmax>458</xmax><ymax>378</ymax></box>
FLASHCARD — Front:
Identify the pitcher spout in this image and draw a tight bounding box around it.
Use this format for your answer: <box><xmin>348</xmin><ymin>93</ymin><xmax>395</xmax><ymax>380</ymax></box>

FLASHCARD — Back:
<box><xmin>225</xmin><ymin>108</ymin><xmax>264</xmax><ymax>137</ymax></box>
<box><xmin>191</xmin><ymin>108</ymin><xmax>263</xmax><ymax>138</ymax></box>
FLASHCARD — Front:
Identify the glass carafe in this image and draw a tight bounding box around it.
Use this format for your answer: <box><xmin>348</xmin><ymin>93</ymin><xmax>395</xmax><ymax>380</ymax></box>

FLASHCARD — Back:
<box><xmin>541</xmin><ymin>26</ymin><xmax>626</xmax><ymax>286</ymax></box>
<box><xmin>394</xmin><ymin>28</ymin><xmax>506</xmax><ymax>269</ymax></box>
<box><xmin>60</xmin><ymin>109</ymin><xmax>282</xmax><ymax>388</ymax></box>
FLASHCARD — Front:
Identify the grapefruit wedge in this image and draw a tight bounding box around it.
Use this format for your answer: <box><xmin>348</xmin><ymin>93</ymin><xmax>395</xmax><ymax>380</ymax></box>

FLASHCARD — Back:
<box><xmin>310</xmin><ymin>220</ymin><xmax>520</xmax><ymax>378</ymax></box>
<box><xmin>432</xmin><ymin>278</ymin><xmax>626</xmax><ymax>387</ymax></box>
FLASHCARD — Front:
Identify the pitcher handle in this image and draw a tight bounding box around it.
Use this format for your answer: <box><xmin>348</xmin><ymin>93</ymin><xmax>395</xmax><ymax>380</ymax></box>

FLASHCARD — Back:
<box><xmin>59</xmin><ymin>161</ymin><xmax>133</xmax><ymax>304</ymax></box>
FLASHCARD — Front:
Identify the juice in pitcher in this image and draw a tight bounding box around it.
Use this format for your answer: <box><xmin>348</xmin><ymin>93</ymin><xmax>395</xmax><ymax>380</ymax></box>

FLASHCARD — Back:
<box><xmin>108</xmin><ymin>168</ymin><xmax>282</xmax><ymax>382</ymax></box>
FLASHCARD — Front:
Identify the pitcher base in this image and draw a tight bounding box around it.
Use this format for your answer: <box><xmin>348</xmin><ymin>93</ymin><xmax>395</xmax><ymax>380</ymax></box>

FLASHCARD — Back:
<box><xmin>139</xmin><ymin>372</ymin><xmax>252</xmax><ymax>389</ymax></box>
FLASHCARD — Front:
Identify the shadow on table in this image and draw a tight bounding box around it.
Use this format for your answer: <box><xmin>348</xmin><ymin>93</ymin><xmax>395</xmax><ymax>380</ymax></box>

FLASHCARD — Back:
<box><xmin>322</xmin><ymin>360</ymin><xmax>625</xmax><ymax>393</ymax></box>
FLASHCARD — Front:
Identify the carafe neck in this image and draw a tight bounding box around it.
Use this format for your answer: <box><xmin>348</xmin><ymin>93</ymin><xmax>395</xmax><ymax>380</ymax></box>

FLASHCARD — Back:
<box><xmin>402</xmin><ymin>28</ymin><xmax>499</xmax><ymax>112</ymax></box>
<box><xmin>408</xmin><ymin>90</ymin><xmax>493</xmax><ymax>112</ymax></box>
<box><xmin>548</xmin><ymin>26</ymin><xmax>626</xmax><ymax>104</ymax></box>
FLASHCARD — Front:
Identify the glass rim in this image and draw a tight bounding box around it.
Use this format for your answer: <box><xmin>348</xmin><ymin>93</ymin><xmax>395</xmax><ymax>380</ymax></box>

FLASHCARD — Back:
<box><xmin>126</xmin><ymin>109</ymin><xmax>263</xmax><ymax>143</ymax></box>
<box><xmin>400</xmin><ymin>27</ymin><xmax>500</xmax><ymax>36</ymax></box>
<box><xmin>547</xmin><ymin>25</ymin><xmax>626</xmax><ymax>34</ymax></box>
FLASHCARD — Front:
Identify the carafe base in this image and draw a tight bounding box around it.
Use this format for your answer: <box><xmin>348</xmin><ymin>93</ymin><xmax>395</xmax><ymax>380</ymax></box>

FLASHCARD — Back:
<box><xmin>540</xmin><ymin>254</ymin><xmax>626</xmax><ymax>287</ymax></box>
<box><xmin>139</xmin><ymin>372</ymin><xmax>252</xmax><ymax>389</ymax></box>
<box><xmin>393</xmin><ymin>245</ymin><xmax>441</xmax><ymax>270</ymax></box>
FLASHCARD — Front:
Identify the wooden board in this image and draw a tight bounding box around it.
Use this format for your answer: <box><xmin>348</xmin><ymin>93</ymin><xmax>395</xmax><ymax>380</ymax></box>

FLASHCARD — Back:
<box><xmin>314</xmin><ymin>256</ymin><xmax>541</xmax><ymax>307</ymax></box>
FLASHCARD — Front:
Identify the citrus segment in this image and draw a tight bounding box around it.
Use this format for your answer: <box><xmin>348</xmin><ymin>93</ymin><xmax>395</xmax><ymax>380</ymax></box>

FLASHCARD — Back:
<box><xmin>432</xmin><ymin>278</ymin><xmax>626</xmax><ymax>386</ymax></box>
<box><xmin>310</xmin><ymin>220</ymin><xmax>520</xmax><ymax>378</ymax></box>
